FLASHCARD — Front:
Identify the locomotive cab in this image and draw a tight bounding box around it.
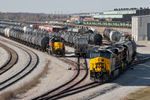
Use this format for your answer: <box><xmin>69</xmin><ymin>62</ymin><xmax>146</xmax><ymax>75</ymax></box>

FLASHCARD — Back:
<box><xmin>89</xmin><ymin>50</ymin><xmax>112</xmax><ymax>82</ymax></box>
<box><xmin>89</xmin><ymin>48</ymin><xmax>125</xmax><ymax>82</ymax></box>
<box><xmin>48</xmin><ymin>36</ymin><xmax>65</xmax><ymax>56</ymax></box>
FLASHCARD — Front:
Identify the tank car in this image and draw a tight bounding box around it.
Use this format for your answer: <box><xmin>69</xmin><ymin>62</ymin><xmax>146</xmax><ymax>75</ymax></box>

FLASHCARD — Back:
<box><xmin>68</xmin><ymin>33</ymin><xmax>76</xmax><ymax>45</ymax></box>
<box><xmin>0</xmin><ymin>28</ymin><xmax>5</xmax><ymax>36</ymax></box>
<box><xmin>0</xmin><ymin>22</ymin><xmax>66</xmax><ymax>57</ymax></box>
<box><xmin>62</xmin><ymin>32</ymin><xmax>102</xmax><ymax>46</ymax></box>
<box><xmin>104</xmin><ymin>29</ymin><xmax>123</xmax><ymax>42</ymax></box>
<box><xmin>36</xmin><ymin>36</ymin><xmax>49</xmax><ymax>51</ymax></box>
<box><xmin>63</xmin><ymin>32</ymin><xmax>75</xmax><ymax>46</ymax></box>
<box><xmin>88</xmin><ymin>33</ymin><xmax>103</xmax><ymax>45</ymax></box>
<box><xmin>4</xmin><ymin>28</ymin><xmax>11</xmax><ymax>37</ymax></box>
<box><xmin>74</xmin><ymin>37</ymin><xmax>88</xmax><ymax>57</ymax></box>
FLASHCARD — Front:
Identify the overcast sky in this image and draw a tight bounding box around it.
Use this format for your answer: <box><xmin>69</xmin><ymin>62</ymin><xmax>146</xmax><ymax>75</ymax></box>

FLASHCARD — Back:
<box><xmin>0</xmin><ymin>0</ymin><xmax>149</xmax><ymax>14</ymax></box>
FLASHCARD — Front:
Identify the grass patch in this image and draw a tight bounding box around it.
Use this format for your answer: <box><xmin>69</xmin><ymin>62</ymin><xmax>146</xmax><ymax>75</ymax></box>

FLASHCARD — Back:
<box><xmin>0</xmin><ymin>60</ymin><xmax>50</xmax><ymax>100</ymax></box>
<box><xmin>122</xmin><ymin>86</ymin><xmax>150</xmax><ymax>100</ymax></box>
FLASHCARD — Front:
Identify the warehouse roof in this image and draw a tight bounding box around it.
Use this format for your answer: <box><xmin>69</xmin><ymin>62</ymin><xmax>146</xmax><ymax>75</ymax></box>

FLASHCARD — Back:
<box><xmin>103</xmin><ymin>10</ymin><xmax>136</xmax><ymax>15</ymax></box>
<box><xmin>93</xmin><ymin>14</ymin><xmax>123</xmax><ymax>19</ymax></box>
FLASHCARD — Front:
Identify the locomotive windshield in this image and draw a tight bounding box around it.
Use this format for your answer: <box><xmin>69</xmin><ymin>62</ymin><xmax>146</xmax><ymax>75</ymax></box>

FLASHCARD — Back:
<box><xmin>99</xmin><ymin>50</ymin><xmax>111</xmax><ymax>59</ymax></box>
<box><xmin>50</xmin><ymin>36</ymin><xmax>63</xmax><ymax>42</ymax></box>
<box><xmin>54</xmin><ymin>38</ymin><xmax>62</xmax><ymax>42</ymax></box>
<box><xmin>90</xmin><ymin>50</ymin><xmax>111</xmax><ymax>59</ymax></box>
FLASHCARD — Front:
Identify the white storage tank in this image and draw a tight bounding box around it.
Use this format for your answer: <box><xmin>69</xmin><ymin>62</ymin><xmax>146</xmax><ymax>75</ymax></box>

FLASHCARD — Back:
<box><xmin>132</xmin><ymin>15</ymin><xmax>150</xmax><ymax>41</ymax></box>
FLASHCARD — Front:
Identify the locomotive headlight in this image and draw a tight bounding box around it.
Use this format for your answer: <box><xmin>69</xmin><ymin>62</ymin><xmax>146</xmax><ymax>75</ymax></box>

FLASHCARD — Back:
<box><xmin>102</xmin><ymin>59</ymin><xmax>104</xmax><ymax>62</ymax></box>
<box><xmin>104</xmin><ymin>68</ymin><xmax>106</xmax><ymax>71</ymax></box>
<box><xmin>92</xmin><ymin>68</ymin><xmax>95</xmax><ymax>72</ymax></box>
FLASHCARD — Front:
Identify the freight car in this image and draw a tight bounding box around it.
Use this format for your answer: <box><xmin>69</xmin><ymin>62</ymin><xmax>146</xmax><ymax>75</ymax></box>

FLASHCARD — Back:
<box><xmin>103</xmin><ymin>29</ymin><xmax>123</xmax><ymax>42</ymax></box>
<box><xmin>89</xmin><ymin>38</ymin><xmax>136</xmax><ymax>82</ymax></box>
<box><xmin>38</xmin><ymin>25</ymin><xmax>67</xmax><ymax>32</ymax></box>
<box><xmin>0</xmin><ymin>26</ymin><xmax>65</xmax><ymax>56</ymax></box>
<box><xmin>83</xmin><ymin>21</ymin><xmax>132</xmax><ymax>28</ymax></box>
<box><xmin>74</xmin><ymin>37</ymin><xmax>88</xmax><ymax>57</ymax></box>
<box><xmin>61</xmin><ymin>32</ymin><xmax>102</xmax><ymax>46</ymax></box>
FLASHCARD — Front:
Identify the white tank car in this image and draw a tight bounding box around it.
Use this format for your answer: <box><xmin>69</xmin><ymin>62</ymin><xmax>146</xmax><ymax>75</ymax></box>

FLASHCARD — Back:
<box><xmin>23</xmin><ymin>26</ymin><xmax>27</xmax><ymax>33</ymax></box>
<box><xmin>109</xmin><ymin>31</ymin><xmax>122</xmax><ymax>42</ymax></box>
<box><xmin>4</xmin><ymin>28</ymin><xmax>10</xmax><ymax>37</ymax></box>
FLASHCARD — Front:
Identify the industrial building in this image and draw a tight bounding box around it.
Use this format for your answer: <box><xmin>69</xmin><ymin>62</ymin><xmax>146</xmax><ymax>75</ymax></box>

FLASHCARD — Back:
<box><xmin>93</xmin><ymin>8</ymin><xmax>150</xmax><ymax>22</ymax></box>
<box><xmin>132</xmin><ymin>15</ymin><xmax>150</xmax><ymax>41</ymax></box>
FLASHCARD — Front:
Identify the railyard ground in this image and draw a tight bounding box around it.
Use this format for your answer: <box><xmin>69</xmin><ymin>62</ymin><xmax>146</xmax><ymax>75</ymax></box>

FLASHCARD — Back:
<box><xmin>0</xmin><ymin>36</ymin><xmax>150</xmax><ymax>100</ymax></box>
<box><xmin>121</xmin><ymin>41</ymin><xmax>150</xmax><ymax>100</ymax></box>
<box><xmin>122</xmin><ymin>86</ymin><xmax>150</xmax><ymax>100</ymax></box>
<box><xmin>59</xmin><ymin>41</ymin><xmax>150</xmax><ymax>100</ymax></box>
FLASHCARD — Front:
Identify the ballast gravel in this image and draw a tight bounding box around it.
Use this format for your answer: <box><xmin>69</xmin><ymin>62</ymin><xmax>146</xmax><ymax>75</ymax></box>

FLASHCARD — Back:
<box><xmin>61</xmin><ymin>41</ymin><xmax>150</xmax><ymax>100</ymax></box>
<box><xmin>0</xmin><ymin>47</ymin><xmax>9</xmax><ymax>68</ymax></box>
<box><xmin>0</xmin><ymin>36</ymin><xmax>74</xmax><ymax>100</ymax></box>
<box><xmin>1</xmin><ymin>35</ymin><xmax>150</xmax><ymax>100</ymax></box>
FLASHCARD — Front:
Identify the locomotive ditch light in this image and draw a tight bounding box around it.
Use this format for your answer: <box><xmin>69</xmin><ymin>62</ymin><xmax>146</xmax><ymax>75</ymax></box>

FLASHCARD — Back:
<box><xmin>93</xmin><ymin>68</ymin><xmax>95</xmax><ymax>71</ymax></box>
<box><xmin>98</xmin><ymin>58</ymin><xmax>101</xmax><ymax>61</ymax></box>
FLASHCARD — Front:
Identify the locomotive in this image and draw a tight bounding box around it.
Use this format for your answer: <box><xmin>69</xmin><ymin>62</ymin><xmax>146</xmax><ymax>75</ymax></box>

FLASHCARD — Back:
<box><xmin>89</xmin><ymin>38</ymin><xmax>136</xmax><ymax>82</ymax></box>
<box><xmin>47</xmin><ymin>36</ymin><xmax>65</xmax><ymax>56</ymax></box>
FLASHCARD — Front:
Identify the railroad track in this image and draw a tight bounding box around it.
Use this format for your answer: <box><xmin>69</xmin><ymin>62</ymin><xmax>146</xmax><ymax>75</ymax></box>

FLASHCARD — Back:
<box><xmin>0</xmin><ymin>39</ymin><xmax>39</xmax><ymax>91</ymax></box>
<box><xmin>0</xmin><ymin>43</ymin><xmax>18</xmax><ymax>75</ymax></box>
<box><xmin>0</xmin><ymin>37</ymin><xmax>149</xmax><ymax>99</ymax></box>
<box><xmin>33</xmin><ymin>56</ymin><xmax>88</xmax><ymax>100</ymax></box>
<box><xmin>32</xmin><ymin>53</ymin><xmax>150</xmax><ymax>100</ymax></box>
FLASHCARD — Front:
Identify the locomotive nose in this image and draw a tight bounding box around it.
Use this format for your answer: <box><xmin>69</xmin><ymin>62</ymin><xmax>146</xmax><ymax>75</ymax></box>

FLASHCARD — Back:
<box><xmin>56</xmin><ymin>49</ymin><xmax>62</xmax><ymax>55</ymax></box>
<box><xmin>57</xmin><ymin>51</ymin><xmax>61</xmax><ymax>55</ymax></box>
